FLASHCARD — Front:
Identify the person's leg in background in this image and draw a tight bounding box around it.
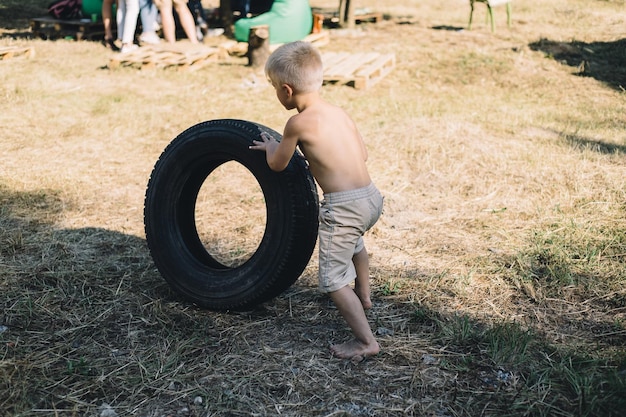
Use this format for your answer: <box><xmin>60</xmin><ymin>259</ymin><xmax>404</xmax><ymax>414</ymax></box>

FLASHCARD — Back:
<box><xmin>117</xmin><ymin>0</ymin><xmax>140</xmax><ymax>52</ymax></box>
<box><xmin>187</xmin><ymin>0</ymin><xmax>208</xmax><ymax>41</ymax></box>
<box><xmin>102</xmin><ymin>0</ymin><xmax>119</xmax><ymax>50</ymax></box>
<box><xmin>139</xmin><ymin>0</ymin><xmax>161</xmax><ymax>44</ymax></box>
<box><xmin>154</xmin><ymin>0</ymin><xmax>175</xmax><ymax>43</ymax></box>
<box><xmin>154</xmin><ymin>0</ymin><xmax>197</xmax><ymax>44</ymax></box>
<box><xmin>172</xmin><ymin>0</ymin><xmax>198</xmax><ymax>43</ymax></box>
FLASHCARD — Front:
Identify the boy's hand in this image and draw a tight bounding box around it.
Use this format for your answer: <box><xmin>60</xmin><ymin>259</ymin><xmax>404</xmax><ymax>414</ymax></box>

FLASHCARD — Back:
<box><xmin>249</xmin><ymin>132</ymin><xmax>274</xmax><ymax>152</ymax></box>
<box><xmin>249</xmin><ymin>130</ymin><xmax>292</xmax><ymax>172</ymax></box>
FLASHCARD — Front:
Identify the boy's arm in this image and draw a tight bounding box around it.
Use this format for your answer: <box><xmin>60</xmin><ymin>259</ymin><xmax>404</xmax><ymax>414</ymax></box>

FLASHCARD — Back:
<box><xmin>249</xmin><ymin>129</ymin><xmax>299</xmax><ymax>172</ymax></box>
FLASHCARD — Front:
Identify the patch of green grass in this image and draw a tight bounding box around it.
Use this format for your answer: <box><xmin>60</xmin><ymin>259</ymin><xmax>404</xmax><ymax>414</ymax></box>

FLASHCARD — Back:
<box><xmin>486</xmin><ymin>321</ymin><xmax>534</xmax><ymax>368</ymax></box>
<box><xmin>504</xmin><ymin>212</ymin><xmax>626</xmax><ymax>301</ymax></box>
<box><xmin>521</xmin><ymin>349</ymin><xmax>626</xmax><ymax>417</ymax></box>
<box><xmin>437</xmin><ymin>313</ymin><xmax>479</xmax><ymax>346</ymax></box>
<box><xmin>67</xmin><ymin>358</ymin><xmax>91</xmax><ymax>376</ymax></box>
<box><xmin>427</xmin><ymin>310</ymin><xmax>626</xmax><ymax>416</ymax></box>
<box><xmin>380</xmin><ymin>279</ymin><xmax>402</xmax><ymax>296</ymax></box>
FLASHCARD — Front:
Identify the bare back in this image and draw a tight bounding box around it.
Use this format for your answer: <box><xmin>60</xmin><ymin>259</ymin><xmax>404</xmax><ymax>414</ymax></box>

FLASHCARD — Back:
<box><xmin>285</xmin><ymin>100</ymin><xmax>371</xmax><ymax>194</ymax></box>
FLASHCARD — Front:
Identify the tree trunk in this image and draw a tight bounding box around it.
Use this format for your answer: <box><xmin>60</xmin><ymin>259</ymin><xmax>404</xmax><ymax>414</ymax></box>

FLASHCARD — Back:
<box><xmin>247</xmin><ymin>25</ymin><xmax>270</xmax><ymax>68</ymax></box>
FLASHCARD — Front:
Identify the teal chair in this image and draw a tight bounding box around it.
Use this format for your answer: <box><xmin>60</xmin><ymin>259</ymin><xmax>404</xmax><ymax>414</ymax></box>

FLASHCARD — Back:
<box><xmin>234</xmin><ymin>0</ymin><xmax>312</xmax><ymax>44</ymax></box>
<box><xmin>469</xmin><ymin>0</ymin><xmax>511</xmax><ymax>32</ymax></box>
<box><xmin>82</xmin><ymin>0</ymin><xmax>103</xmax><ymax>19</ymax></box>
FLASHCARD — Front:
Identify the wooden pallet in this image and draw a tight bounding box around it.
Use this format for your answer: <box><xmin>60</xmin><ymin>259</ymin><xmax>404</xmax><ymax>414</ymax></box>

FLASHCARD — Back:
<box><xmin>0</xmin><ymin>46</ymin><xmax>35</xmax><ymax>60</ymax></box>
<box><xmin>322</xmin><ymin>52</ymin><xmax>395</xmax><ymax>89</ymax></box>
<box><xmin>221</xmin><ymin>31</ymin><xmax>331</xmax><ymax>57</ymax></box>
<box><xmin>298</xmin><ymin>31</ymin><xmax>330</xmax><ymax>49</ymax></box>
<box><xmin>108</xmin><ymin>45</ymin><xmax>225</xmax><ymax>71</ymax></box>
<box><xmin>311</xmin><ymin>7</ymin><xmax>383</xmax><ymax>26</ymax></box>
<box><xmin>30</xmin><ymin>16</ymin><xmax>104</xmax><ymax>40</ymax></box>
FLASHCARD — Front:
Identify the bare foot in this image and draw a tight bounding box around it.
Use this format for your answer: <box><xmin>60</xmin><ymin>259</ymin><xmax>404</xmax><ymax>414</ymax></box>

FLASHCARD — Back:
<box><xmin>354</xmin><ymin>285</ymin><xmax>372</xmax><ymax>310</ymax></box>
<box><xmin>330</xmin><ymin>339</ymin><xmax>380</xmax><ymax>360</ymax></box>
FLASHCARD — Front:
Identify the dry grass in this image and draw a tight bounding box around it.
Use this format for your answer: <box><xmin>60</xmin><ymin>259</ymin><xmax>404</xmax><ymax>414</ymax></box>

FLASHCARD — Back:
<box><xmin>1</xmin><ymin>0</ymin><xmax>625</xmax><ymax>416</ymax></box>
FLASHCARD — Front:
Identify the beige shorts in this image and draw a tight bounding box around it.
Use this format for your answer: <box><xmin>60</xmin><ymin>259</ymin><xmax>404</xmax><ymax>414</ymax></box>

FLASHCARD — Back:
<box><xmin>153</xmin><ymin>0</ymin><xmax>188</xmax><ymax>7</ymax></box>
<box><xmin>318</xmin><ymin>183</ymin><xmax>383</xmax><ymax>293</ymax></box>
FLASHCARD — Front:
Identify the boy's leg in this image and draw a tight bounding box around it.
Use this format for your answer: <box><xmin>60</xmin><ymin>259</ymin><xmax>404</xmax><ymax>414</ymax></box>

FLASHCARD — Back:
<box><xmin>329</xmin><ymin>286</ymin><xmax>380</xmax><ymax>360</ymax></box>
<box><xmin>352</xmin><ymin>247</ymin><xmax>372</xmax><ymax>309</ymax></box>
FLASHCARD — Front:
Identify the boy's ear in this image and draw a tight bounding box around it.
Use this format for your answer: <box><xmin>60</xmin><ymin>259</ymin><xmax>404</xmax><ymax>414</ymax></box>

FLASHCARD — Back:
<box><xmin>282</xmin><ymin>83</ymin><xmax>294</xmax><ymax>97</ymax></box>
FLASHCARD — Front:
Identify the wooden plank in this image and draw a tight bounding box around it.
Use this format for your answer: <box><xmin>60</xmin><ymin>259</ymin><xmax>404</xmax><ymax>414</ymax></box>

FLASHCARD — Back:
<box><xmin>108</xmin><ymin>45</ymin><xmax>222</xmax><ymax>71</ymax></box>
<box><xmin>268</xmin><ymin>30</ymin><xmax>330</xmax><ymax>52</ymax></box>
<box><xmin>108</xmin><ymin>47</ymin><xmax>154</xmax><ymax>69</ymax></box>
<box><xmin>177</xmin><ymin>49</ymin><xmax>217</xmax><ymax>71</ymax></box>
<box><xmin>0</xmin><ymin>46</ymin><xmax>35</xmax><ymax>60</ymax></box>
<box><xmin>311</xmin><ymin>7</ymin><xmax>383</xmax><ymax>26</ymax></box>
<box><xmin>222</xmin><ymin>30</ymin><xmax>330</xmax><ymax>57</ymax></box>
<box><xmin>354</xmin><ymin>53</ymin><xmax>395</xmax><ymax>78</ymax></box>
<box><xmin>324</xmin><ymin>52</ymin><xmax>379</xmax><ymax>78</ymax></box>
<box><xmin>353</xmin><ymin>54</ymin><xmax>395</xmax><ymax>89</ymax></box>
<box><xmin>320</xmin><ymin>52</ymin><xmax>351</xmax><ymax>68</ymax></box>
<box><xmin>324</xmin><ymin>53</ymin><xmax>374</xmax><ymax>77</ymax></box>
<box><xmin>301</xmin><ymin>31</ymin><xmax>330</xmax><ymax>48</ymax></box>
<box><xmin>321</xmin><ymin>52</ymin><xmax>395</xmax><ymax>89</ymax></box>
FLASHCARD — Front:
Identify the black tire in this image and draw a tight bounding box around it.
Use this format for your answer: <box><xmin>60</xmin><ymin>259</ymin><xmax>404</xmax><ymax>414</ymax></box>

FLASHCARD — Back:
<box><xmin>144</xmin><ymin>119</ymin><xmax>319</xmax><ymax>311</ymax></box>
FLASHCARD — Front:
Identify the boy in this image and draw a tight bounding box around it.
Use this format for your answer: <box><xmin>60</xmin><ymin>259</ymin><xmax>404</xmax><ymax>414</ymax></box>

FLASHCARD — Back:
<box><xmin>249</xmin><ymin>41</ymin><xmax>383</xmax><ymax>361</ymax></box>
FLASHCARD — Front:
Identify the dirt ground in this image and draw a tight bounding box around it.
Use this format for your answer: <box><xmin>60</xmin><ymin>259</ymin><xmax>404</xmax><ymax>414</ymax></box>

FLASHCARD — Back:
<box><xmin>1</xmin><ymin>0</ymin><xmax>625</xmax><ymax>416</ymax></box>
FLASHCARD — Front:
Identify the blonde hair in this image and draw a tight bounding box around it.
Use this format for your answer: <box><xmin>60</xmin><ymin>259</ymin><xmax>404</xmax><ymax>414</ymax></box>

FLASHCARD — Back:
<box><xmin>265</xmin><ymin>41</ymin><xmax>323</xmax><ymax>93</ymax></box>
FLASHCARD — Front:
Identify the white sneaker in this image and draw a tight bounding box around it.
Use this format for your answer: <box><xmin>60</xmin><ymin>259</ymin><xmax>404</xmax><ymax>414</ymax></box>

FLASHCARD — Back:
<box><xmin>120</xmin><ymin>44</ymin><xmax>139</xmax><ymax>54</ymax></box>
<box><xmin>140</xmin><ymin>32</ymin><xmax>161</xmax><ymax>45</ymax></box>
<box><xmin>206</xmin><ymin>28</ymin><xmax>225</xmax><ymax>37</ymax></box>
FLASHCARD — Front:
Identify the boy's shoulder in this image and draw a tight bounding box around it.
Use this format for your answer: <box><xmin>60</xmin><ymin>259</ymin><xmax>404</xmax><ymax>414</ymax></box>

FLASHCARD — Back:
<box><xmin>301</xmin><ymin>98</ymin><xmax>346</xmax><ymax>118</ymax></box>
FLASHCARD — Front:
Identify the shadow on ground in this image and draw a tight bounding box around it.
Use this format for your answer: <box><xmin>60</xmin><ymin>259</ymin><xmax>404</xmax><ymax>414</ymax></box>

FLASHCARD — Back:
<box><xmin>0</xmin><ymin>0</ymin><xmax>48</xmax><ymax>32</ymax></box>
<box><xmin>431</xmin><ymin>25</ymin><xmax>465</xmax><ymax>31</ymax></box>
<box><xmin>1</xmin><ymin>184</ymin><xmax>625</xmax><ymax>416</ymax></box>
<box><xmin>564</xmin><ymin>131</ymin><xmax>626</xmax><ymax>155</ymax></box>
<box><xmin>529</xmin><ymin>37</ymin><xmax>626</xmax><ymax>91</ymax></box>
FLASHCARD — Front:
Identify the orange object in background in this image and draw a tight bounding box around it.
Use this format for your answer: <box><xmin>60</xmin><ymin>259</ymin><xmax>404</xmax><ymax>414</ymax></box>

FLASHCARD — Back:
<box><xmin>312</xmin><ymin>13</ymin><xmax>324</xmax><ymax>34</ymax></box>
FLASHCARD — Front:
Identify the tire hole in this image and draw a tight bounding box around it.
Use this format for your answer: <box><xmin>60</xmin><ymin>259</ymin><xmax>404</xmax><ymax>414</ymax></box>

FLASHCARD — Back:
<box><xmin>195</xmin><ymin>161</ymin><xmax>266</xmax><ymax>268</ymax></box>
